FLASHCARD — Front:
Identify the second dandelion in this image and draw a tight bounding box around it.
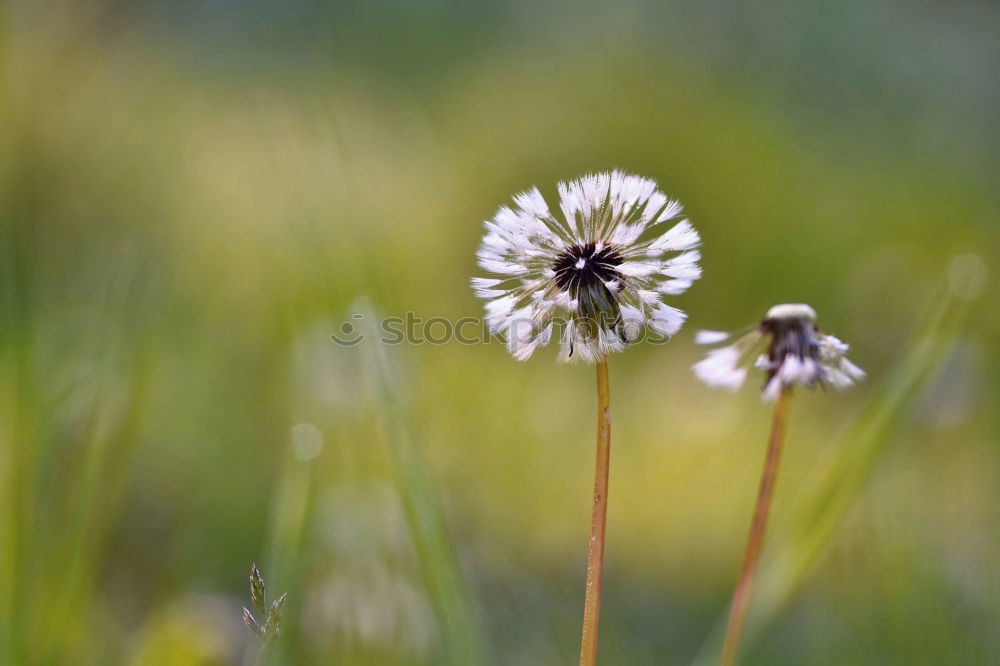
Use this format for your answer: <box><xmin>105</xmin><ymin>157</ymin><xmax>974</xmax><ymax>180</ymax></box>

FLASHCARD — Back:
<box><xmin>693</xmin><ymin>303</ymin><xmax>864</xmax><ymax>666</ymax></box>
<box><xmin>473</xmin><ymin>171</ymin><xmax>701</xmax><ymax>666</ymax></box>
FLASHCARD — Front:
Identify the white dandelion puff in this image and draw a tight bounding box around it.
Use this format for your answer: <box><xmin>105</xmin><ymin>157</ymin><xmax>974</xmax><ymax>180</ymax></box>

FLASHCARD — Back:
<box><xmin>693</xmin><ymin>303</ymin><xmax>864</xmax><ymax>400</ymax></box>
<box><xmin>472</xmin><ymin>170</ymin><xmax>701</xmax><ymax>362</ymax></box>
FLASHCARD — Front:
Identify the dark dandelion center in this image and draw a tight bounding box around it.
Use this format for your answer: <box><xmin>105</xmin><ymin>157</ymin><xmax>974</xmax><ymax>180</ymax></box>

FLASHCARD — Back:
<box><xmin>761</xmin><ymin>316</ymin><xmax>820</xmax><ymax>381</ymax></box>
<box><xmin>552</xmin><ymin>243</ymin><xmax>625</xmax><ymax>340</ymax></box>
<box><xmin>552</xmin><ymin>242</ymin><xmax>624</xmax><ymax>292</ymax></box>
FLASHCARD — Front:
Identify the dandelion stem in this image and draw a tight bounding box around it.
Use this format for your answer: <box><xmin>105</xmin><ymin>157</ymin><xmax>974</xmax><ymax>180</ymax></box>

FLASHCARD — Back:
<box><xmin>720</xmin><ymin>386</ymin><xmax>792</xmax><ymax>666</ymax></box>
<box><xmin>579</xmin><ymin>358</ymin><xmax>611</xmax><ymax>666</ymax></box>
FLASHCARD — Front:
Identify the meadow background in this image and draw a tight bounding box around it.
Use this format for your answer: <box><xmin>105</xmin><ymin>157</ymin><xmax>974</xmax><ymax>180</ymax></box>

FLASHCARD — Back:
<box><xmin>1</xmin><ymin>1</ymin><xmax>998</xmax><ymax>664</ymax></box>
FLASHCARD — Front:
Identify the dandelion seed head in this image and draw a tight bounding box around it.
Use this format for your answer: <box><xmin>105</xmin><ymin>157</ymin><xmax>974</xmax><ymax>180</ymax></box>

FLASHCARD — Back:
<box><xmin>473</xmin><ymin>170</ymin><xmax>701</xmax><ymax>362</ymax></box>
<box><xmin>693</xmin><ymin>303</ymin><xmax>864</xmax><ymax>400</ymax></box>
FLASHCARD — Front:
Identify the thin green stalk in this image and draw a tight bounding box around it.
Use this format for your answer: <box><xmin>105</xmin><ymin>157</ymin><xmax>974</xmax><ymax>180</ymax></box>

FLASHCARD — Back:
<box><xmin>720</xmin><ymin>386</ymin><xmax>791</xmax><ymax>666</ymax></box>
<box><xmin>261</xmin><ymin>454</ymin><xmax>313</xmax><ymax>666</ymax></box>
<box><xmin>579</xmin><ymin>358</ymin><xmax>611</xmax><ymax>666</ymax></box>
<box><xmin>364</xmin><ymin>302</ymin><xmax>487</xmax><ymax>666</ymax></box>
<box><xmin>254</xmin><ymin>640</ymin><xmax>275</xmax><ymax>666</ymax></box>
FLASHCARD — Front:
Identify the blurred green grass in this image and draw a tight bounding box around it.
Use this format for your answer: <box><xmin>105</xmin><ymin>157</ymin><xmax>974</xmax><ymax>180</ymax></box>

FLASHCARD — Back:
<box><xmin>1</xmin><ymin>1</ymin><xmax>998</xmax><ymax>664</ymax></box>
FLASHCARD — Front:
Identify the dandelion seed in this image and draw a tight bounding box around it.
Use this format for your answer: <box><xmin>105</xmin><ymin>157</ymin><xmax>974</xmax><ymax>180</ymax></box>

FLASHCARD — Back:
<box><xmin>473</xmin><ymin>170</ymin><xmax>701</xmax><ymax>362</ymax></box>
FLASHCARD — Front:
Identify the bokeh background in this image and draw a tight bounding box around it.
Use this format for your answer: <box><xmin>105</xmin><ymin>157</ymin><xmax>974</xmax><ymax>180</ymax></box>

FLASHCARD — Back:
<box><xmin>1</xmin><ymin>1</ymin><xmax>998</xmax><ymax>664</ymax></box>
